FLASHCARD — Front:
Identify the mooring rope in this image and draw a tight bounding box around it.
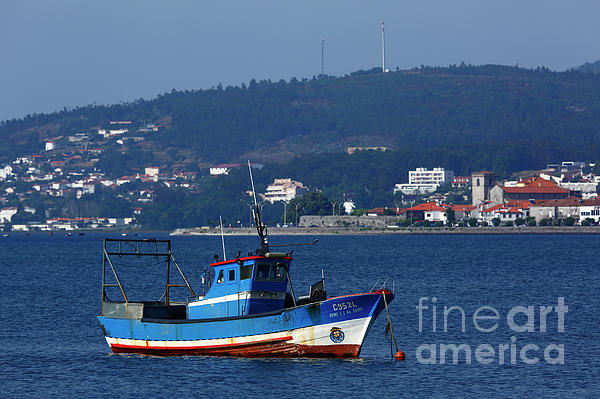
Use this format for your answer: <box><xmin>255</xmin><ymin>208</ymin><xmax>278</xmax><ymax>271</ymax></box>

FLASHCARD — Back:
<box><xmin>382</xmin><ymin>291</ymin><xmax>404</xmax><ymax>360</ymax></box>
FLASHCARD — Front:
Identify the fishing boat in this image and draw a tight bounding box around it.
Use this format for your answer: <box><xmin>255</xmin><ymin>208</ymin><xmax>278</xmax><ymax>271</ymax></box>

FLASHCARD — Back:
<box><xmin>97</xmin><ymin>165</ymin><xmax>395</xmax><ymax>358</ymax></box>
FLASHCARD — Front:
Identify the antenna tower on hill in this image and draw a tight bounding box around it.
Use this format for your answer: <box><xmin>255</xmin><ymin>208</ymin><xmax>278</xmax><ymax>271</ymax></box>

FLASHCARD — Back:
<box><xmin>321</xmin><ymin>39</ymin><xmax>325</xmax><ymax>76</ymax></box>
<box><xmin>381</xmin><ymin>21</ymin><xmax>386</xmax><ymax>73</ymax></box>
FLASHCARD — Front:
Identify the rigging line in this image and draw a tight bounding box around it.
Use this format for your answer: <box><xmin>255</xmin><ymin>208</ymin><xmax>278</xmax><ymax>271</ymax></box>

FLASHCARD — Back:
<box><xmin>382</xmin><ymin>291</ymin><xmax>399</xmax><ymax>354</ymax></box>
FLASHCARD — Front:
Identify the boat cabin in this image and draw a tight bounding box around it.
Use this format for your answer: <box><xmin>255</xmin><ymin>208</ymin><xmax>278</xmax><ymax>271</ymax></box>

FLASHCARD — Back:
<box><xmin>187</xmin><ymin>253</ymin><xmax>294</xmax><ymax>319</ymax></box>
<box><xmin>100</xmin><ymin>239</ymin><xmax>326</xmax><ymax>323</ymax></box>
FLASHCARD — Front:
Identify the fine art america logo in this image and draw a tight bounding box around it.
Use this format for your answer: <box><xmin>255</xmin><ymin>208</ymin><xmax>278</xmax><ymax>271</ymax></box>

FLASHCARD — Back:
<box><xmin>415</xmin><ymin>297</ymin><xmax>567</xmax><ymax>365</ymax></box>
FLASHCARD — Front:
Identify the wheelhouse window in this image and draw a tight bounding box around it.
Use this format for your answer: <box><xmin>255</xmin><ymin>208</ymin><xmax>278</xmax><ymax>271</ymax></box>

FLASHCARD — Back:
<box><xmin>216</xmin><ymin>270</ymin><xmax>224</xmax><ymax>284</ymax></box>
<box><xmin>270</xmin><ymin>263</ymin><xmax>287</xmax><ymax>281</ymax></box>
<box><xmin>240</xmin><ymin>265</ymin><xmax>253</xmax><ymax>280</ymax></box>
<box><xmin>256</xmin><ymin>264</ymin><xmax>270</xmax><ymax>280</ymax></box>
<box><xmin>254</xmin><ymin>263</ymin><xmax>287</xmax><ymax>282</ymax></box>
<box><xmin>228</xmin><ymin>269</ymin><xmax>236</xmax><ymax>282</ymax></box>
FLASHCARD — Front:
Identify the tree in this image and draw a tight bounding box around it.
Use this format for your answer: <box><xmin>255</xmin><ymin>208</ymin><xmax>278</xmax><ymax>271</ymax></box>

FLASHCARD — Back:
<box><xmin>10</xmin><ymin>210</ymin><xmax>39</xmax><ymax>224</ymax></box>
<box><xmin>285</xmin><ymin>192</ymin><xmax>331</xmax><ymax>223</ymax></box>
<box><xmin>445</xmin><ymin>209</ymin><xmax>456</xmax><ymax>226</ymax></box>
<box><xmin>515</xmin><ymin>218</ymin><xmax>526</xmax><ymax>226</ymax></box>
<box><xmin>492</xmin><ymin>218</ymin><xmax>501</xmax><ymax>227</ymax></box>
<box><xmin>581</xmin><ymin>218</ymin><xmax>591</xmax><ymax>226</ymax></box>
<box><xmin>564</xmin><ymin>217</ymin><xmax>576</xmax><ymax>226</ymax></box>
<box><xmin>351</xmin><ymin>208</ymin><xmax>368</xmax><ymax>216</ymax></box>
<box><xmin>468</xmin><ymin>218</ymin><xmax>478</xmax><ymax>227</ymax></box>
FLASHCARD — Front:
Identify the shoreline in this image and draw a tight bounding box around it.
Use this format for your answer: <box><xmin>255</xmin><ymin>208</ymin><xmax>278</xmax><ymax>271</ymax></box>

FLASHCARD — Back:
<box><xmin>170</xmin><ymin>226</ymin><xmax>600</xmax><ymax>236</ymax></box>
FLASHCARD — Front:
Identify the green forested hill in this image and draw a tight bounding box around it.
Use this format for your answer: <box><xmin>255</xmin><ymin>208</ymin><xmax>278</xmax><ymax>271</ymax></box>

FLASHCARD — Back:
<box><xmin>6</xmin><ymin>63</ymin><xmax>600</xmax><ymax>228</ymax></box>
<box><xmin>2</xmin><ymin>64</ymin><xmax>600</xmax><ymax>173</ymax></box>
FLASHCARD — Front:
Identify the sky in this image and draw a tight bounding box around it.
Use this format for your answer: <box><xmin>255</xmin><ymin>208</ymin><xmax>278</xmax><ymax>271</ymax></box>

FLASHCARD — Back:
<box><xmin>1</xmin><ymin>0</ymin><xmax>600</xmax><ymax>121</ymax></box>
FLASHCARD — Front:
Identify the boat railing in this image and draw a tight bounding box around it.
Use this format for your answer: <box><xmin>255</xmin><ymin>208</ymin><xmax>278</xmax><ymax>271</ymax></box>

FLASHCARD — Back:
<box><xmin>370</xmin><ymin>277</ymin><xmax>395</xmax><ymax>294</ymax></box>
<box><xmin>101</xmin><ymin>238</ymin><xmax>196</xmax><ymax>316</ymax></box>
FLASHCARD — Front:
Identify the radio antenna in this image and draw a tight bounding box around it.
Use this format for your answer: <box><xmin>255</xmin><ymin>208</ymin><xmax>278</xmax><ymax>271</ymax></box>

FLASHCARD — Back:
<box><xmin>219</xmin><ymin>215</ymin><xmax>226</xmax><ymax>261</ymax></box>
<box><xmin>381</xmin><ymin>21</ymin><xmax>386</xmax><ymax>73</ymax></box>
<box><xmin>321</xmin><ymin>39</ymin><xmax>325</xmax><ymax>76</ymax></box>
<box><xmin>248</xmin><ymin>160</ymin><xmax>269</xmax><ymax>254</ymax></box>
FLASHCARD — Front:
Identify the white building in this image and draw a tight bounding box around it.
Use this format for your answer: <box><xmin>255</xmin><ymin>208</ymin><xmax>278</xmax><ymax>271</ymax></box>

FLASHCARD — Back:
<box><xmin>0</xmin><ymin>165</ymin><xmax>14</xmax><ymax>180</ymax></box>
<box><xmin>98</xmin><ymin>128</ymin><xmax>128</xmax><ymax>138</ymax></box>
<box><xmin>45</xmin><ymin>141</ymin><xmax>55</xmax><ymax>151</ymax></box>
<box><xmin>23</xmin><ymin>206</ymin><xmax>36</xmax><ymax>214</ymax></box>
<box><xmin>0</xmin><ymin>207</ymin><xmax>18</xmax><ymax>223</ymax></box>
<box><xmin>561</xmin><ymin>161</ymin><xmax>586</xmax><ymax>172</ymax></box>
<box><xmin>479</xmin><ymin>203</ymin><xmax>527</xmax><ymax>224</ymax></box>
<box><xmin>394</xmin><ymin>167</ymin><xmax>454</xmax><ymax>196</ymax></box>
<box><xmin>264</xmin><ymin>178</ymin><xmax>308</xmax><ymax>203</ymax></box>
<box><xmin>405</xmin><ymin>201</ymin><xmax>449</xmax><ymax>223</ymax></box>
<box><xmin>343</xmin><ymin>200</ymin><xmax>355</xmax><ymax>215</ymax></box>
<box><xmin>13</xmin><ymin>157</ymin><xmax>32</xmax><ymax>165</ymax></box>
<box><xmin>209</xmin><ymin>163</ymin><xmax>241</xmax><ymax>176</ymax></box>
<box><xmin>558</xmin><ymin>181</ymin><xmax>599</xmax><ymax>199</ymax></box>
<box><xmin>578</xmin><ymin>198</ymin><xmax>600</xmax><ymax>223</ymax></box>
<box><xmin>409</xmin><ymin>167</ymin><xmax>454</xmax><ymax>185</ymax></box>
<box><xmin>393</xmin><ymin>183</ymin><xmax>439</xmax><ymax>195</ymax></box>
<box><xmin>145</xmin><ymin>167</ymin><xmax>159</xmax><ymax>177</ymax></box>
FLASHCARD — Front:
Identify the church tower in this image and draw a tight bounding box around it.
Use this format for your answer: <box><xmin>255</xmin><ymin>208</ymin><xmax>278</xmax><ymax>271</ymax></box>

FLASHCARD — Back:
<box><xmin>471</xmin><ymin>171</ymin><xmax>497</xmax><ymax>205</ymax></box>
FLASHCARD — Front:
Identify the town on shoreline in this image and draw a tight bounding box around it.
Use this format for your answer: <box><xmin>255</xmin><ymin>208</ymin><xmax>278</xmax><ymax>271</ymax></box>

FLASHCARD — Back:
<box><xmin>3</xmin><ymin>133</ymin><xmax>600</xmax><ymax>233</ymax></box>
<box><xmin>171</xmin><ymin>225</ymin><xmax>600</xmax><ymax>236</ymax></box>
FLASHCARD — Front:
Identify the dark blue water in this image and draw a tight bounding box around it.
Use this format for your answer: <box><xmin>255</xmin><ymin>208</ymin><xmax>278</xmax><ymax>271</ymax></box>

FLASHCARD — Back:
<box><xmin>1</xmin><ymin>233</ymin><xmax>599</xmax><ymax>398</ymax></box>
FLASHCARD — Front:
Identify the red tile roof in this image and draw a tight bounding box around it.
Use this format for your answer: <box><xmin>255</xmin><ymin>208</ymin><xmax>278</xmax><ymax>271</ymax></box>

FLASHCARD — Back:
<box><xmin>481</xmin><ymin>204</ymin><xmax>504</xmax><ymax>213</ymax></box>
<box><xmin>450</xmin><ymin>204</ymin><xmax>476</xmax><ymax>211</ymax></box>
<box><xmin>580</xmin><ymin>198</ymin><xmax>600</xmax><ymax>206</ymax></box>
<box><xmin>503</xmin><ymin>186</ymin><xmax>569</xmax><ymax>194</ymax></box>
<box><xmin>505</xmin><ymin>200</ymin><xmax>533</xmax><ymax>209</ymax></box>
<box><xmin>405</xmin><ymin>201</ymin><xmax>448</xmax><ymax>212</ymax></box>
<box><xmin>498</xmin><ymin>208</ymin><xmax>523</xmax><ymax>214</ymax></box>
<box><xmin>502</xmin><ymin>177</ymin><xmax>569</xmax><ymax>194</ymax></box>
<box><xmin>530</xmin><ymin>198</ymin><xmax>581</xmax><ymax>207</ymax></box>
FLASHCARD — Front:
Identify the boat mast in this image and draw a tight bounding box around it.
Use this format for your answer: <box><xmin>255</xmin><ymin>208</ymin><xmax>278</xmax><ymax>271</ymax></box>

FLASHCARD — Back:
<box><xmin>219</xmin><ymin>215</ymin><xmax>226</xmax><ymax>260</ymax></box>
<box><xmin>248</xmin><ymin>160</ymin><xmax>269</xmax><ymax>255</ymax></box>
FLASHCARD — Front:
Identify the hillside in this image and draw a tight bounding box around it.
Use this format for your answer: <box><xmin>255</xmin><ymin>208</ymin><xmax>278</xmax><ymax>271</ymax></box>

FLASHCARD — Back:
<box><xmin>575</xmin><ymin>60</ymin><xmax>600</xmax><ymax>74</ymax></box>
<box><xmin>4</xmin><ymin>63</ymin><xmax>600</xmax><ymax>229</ymax></box>
<box><xmin>2</xmin><ymin>64</ymin><xmax>600</xmax><ymax>173</ymax></box>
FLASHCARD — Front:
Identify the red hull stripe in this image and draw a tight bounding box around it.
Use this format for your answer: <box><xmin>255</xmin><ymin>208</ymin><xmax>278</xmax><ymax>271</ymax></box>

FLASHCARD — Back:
<box><xmin>110</xmin><ymin>342</ymin><xmax>361</xmax><ymax>358</ymax></box>
<box><xmin>110</xmin><ymin>335</ymin><xmax>293</xmax><ymax>351</ymax></box>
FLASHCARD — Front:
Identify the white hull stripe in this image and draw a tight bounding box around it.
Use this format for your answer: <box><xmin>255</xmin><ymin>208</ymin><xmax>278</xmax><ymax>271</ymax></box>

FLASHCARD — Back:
<box><xmin>188</xmin><ymin>291</ymin><xmax>286</xmax><ymax>307</ymax></box>
<box><xmin>107</xmin><ymin>316</ymin><xmax>373</xmax><ymax>349</ymax></box>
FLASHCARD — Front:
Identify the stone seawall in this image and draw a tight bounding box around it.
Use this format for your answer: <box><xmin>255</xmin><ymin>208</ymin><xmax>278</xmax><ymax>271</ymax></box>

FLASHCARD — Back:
<box><xmin>298</xmin><ymin>215</ymin><xmax>401</xmax><ymax>228</ymax></box>
<box><xmin>171</xmin><ymin>225</ymin><xmax>600</xmax><ymax>236</ymax></box>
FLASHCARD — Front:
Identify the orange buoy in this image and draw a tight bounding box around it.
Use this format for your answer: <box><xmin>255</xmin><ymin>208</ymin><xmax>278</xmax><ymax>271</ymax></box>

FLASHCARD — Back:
<box><xmin>395</xmin><ymin>350</ymin><xmax>405</xmax><ymax>361</ymax></box>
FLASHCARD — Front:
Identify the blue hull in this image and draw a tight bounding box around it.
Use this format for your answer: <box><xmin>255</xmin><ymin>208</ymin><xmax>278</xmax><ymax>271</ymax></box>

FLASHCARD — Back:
<box><xmin>98</xmin><ymin>290</ymin><xmax>393</xmax><ymax>357</ymax></box>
